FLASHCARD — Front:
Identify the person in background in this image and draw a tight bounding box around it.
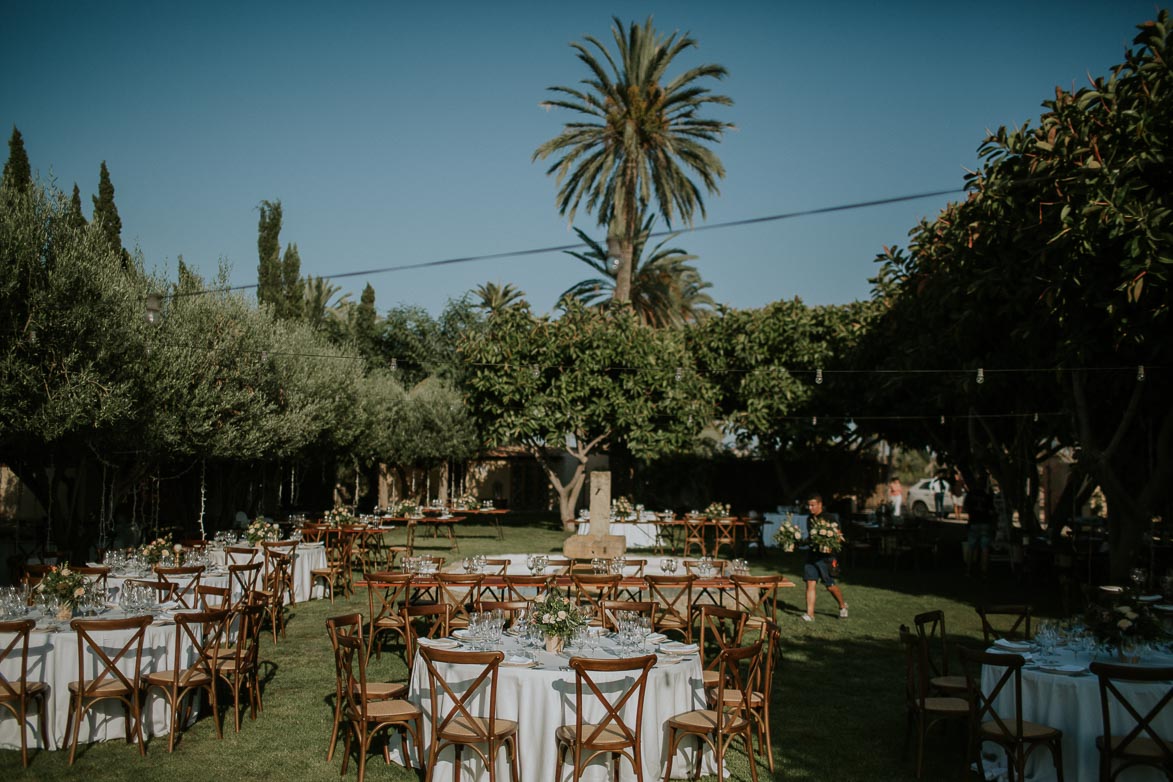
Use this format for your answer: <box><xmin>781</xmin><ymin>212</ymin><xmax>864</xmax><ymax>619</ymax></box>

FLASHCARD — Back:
<box><xmin>964</xmin><ymin>475</ymin><xmax>994</xmax><ymax>576</ymax></box>
<box><xmin>928</xmin><ymin>471</ymin><xmax>950</xmax><ymax>519</ymax></box>
<box><xmin>951</xmin><ymin>469</ymin><xmax>967</xmax><ymax>519</ymax></box>
<box><xmin>888</xmin><ymin>477</ymin><xmax>904</xmax><ymax>518</ymax></box>
<box><xmin>801</xmin><ymin>494</ymin><xmax>849</xmax><ymax>621</ymax></box>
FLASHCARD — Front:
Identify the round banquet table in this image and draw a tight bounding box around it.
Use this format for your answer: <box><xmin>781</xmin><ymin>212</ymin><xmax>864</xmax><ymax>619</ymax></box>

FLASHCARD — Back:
<box><xmin>407</xmin><ymin>635</ymin><xmax>716</xmax><ymax>782</ymax></box>
<box><xmin>208</xmin><ymin>541</ymin><xmax>327</xmax><ymax>602</ymax></box>
<box><xmin>980</xmin><ymin>645</ymin><xmax>1173</xmax><ymax>782</ymax></box>
<box><xmin>0</xmin><ymin>609</ymin><xmax>198</xmax><ymax>751</ymax></box>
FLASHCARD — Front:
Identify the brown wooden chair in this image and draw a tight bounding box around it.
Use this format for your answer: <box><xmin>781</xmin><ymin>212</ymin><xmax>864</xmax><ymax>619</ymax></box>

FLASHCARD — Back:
<box><xmin>555</xmin><ymin>654</ymin><xmax>657</xmax><ymax>782</ymax></box>
<box><xmin>365</xmin><ymin>572</ymin><xmax>413</xmax><ymax>660</ymax></box>
<box><xmin>959</xmin><ymin>646</ymin><xmax>1064</xmax><ymax>782</ymax></box>
<box><xmin>503</xmin><ymin>574</ymin><xmax>550</xmax><ymax>602</ymax></box>
<box><xmin>123</xmin><ymin>578</ymin><xmax>178</xmax><ymax>605</ymax></box>
<box><xmin>1089</xmin><ymin>660</ymin><xmax>1173</xmax><ymax>780</ymax></box>
<box><xmin>976</xmin><ymin>604</ymin><xmax>1033</xmax><ymax>643</ymax></box>
<box><xmin>226</xmin><ymin>561</ymin><xmax>263</xmax><ymax>610</ymax></box>
<box><xmin>335</xmin><ymin>631</ymin><xmax>422</xmax><ymax>781</ymax></box>
<box><xmin>475</xmin><ymin>599</ymin><xmax>531</xmax><ymax>623</ymax></box>
<box><xmin>730</xmin><ymin>574</ymin><xmax>781</xmax><ymax>627</ymax></box>
<box><xmin>224</xmin><ymin>545</ymin><xmax>260</xmax><ymax>565</ymax></box>
<box><xmin>325</xmin><ymin>613</ymin><xmax>409</xmax><ymax>762</ymax></box>
<box><xmin>384</xmin><ymin>544</ymin><xmax>412</xmax><ymax>572</ymax></box>
<box><xmin>599</xmin><ymin>600</ymin><xmax>656</xmax><ymax>632</ymax></box>
<box><xmin>254</xmin><ymin>552</ymin><xmax>292</xmax><ymax>642</ymax></box>
<box><xmin>260</xmin><ymin>540</ymin><xmax>298</xmax><ymax>605</ymax></box>
<box><xmin>913</xmin><ymin>609</ymin><xmax>968</xmax><ymax>696</ymax></box>
<box><xmin>194</xmin><ymin>584</ymin><xmax>230</xmax><ymax>611</ymax></box>
<box><xmin>20</xmin><ymin>563</ymin><xmax>54</xmax><ymax>591</ymax></box>
<box><xmin>402</xmin><ymin>603</ymin><xmax>451</xmax><ymax>672</ymax></box>
<box><xmin>712</xmin><ymin>517</ymin><xmax>739</xmax><ymax>559</ymax></box>
<box><xmin>681</xmin><ymin>516</ymin><xmax>708</xmax><ymax>558</ymax></box>
<box><xmin>64</xmin><ymin>615</ymin><xmax>152</xmax><ymax>764</ymax></box>
<box><xmin>570</xmin><ymin>574</ymin><xmax>620</xmax><ymax>619</ymax></box>
<box><xmin>72</xmin><ymin>565</ymin><xmax>111</xmax><ymax>594</ymax></box>
<box><xmin>215</xmin><ymin>601</ymin><xmax>265</xmax><ymax>732</ymax></box>
<box><xmin>0</xmin><ymin>619</ymin><xmax>48</xmax><ymax>767</ymax></box>
<box><xmin>437</xmin><ymin>573</ymin><xmax>485</xmax><ymax>629</ymax></box>
<box><xmin>900</xmin><ymin>626</ymin><xmax>969</xmax><ymax>779</ymax></box>
<box><xmin>143</xmin><ymin>608</ymin><xmax>229</xmax><ymax>751</ymax></box>
<box><xmin>644</xmin><ymin>574</ymin><xmax>695</xmax><ymax>642</ymax></box>
<box><xmin>419</xmin><ymin>646</ymin><xmax>520</xmax><ymax>782</ymax></box>
<box><xmin>698</xmin><ymin>605</ymin><xmax>747</xmax><ymax>692</ymax></box>
<box><xmin>663</xmin><ymin>641</ymin><xmax>763</xmax><ymax>782</ymax></box>
<box><xmin>728</xmin><ymin>619</ymin><xmax>782</xmax><ymax>773</ymax></box>
<box><xmin>152</xmin><ymin>565</ymin><xmax>205</xmax><ymax>609</ymax></box>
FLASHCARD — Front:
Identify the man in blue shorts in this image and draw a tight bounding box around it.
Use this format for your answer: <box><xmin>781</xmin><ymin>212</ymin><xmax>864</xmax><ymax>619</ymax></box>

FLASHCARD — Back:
<box><xmin>801</xmin><ymin>494</ymin><xmax>849</xmax><ymax>621</ymax></box>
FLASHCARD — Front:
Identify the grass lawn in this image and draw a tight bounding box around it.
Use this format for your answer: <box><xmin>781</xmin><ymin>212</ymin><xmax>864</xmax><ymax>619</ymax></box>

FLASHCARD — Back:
<box><xmin>3</xmin><ymin>514</ymin><xmax>1056</xmax><ymax>780</ymax></box>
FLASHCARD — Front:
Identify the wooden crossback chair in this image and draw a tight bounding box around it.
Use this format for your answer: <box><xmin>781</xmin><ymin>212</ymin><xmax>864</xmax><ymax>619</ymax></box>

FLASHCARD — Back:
<box><xmin>227</xmin><ymin>561</ymin><xmax>263</xmax><ymax>610</ymax></box>
<box><xmin>698</xmin><ymin>606</ymin><xmax>748</xmax><ymax>692</ymax></box>
<box><xmin>555</xmin><ymin>654</ymin><xmax>657</xmax><ymax>782</ymax></box>
<box><xmin>730</xmin><ymin>574</ymin><xmax>780</xmax><ymax>627</ymax></box>
<box><xmin>976</xmin><ymin>604</ymin><xmax>1033</xmax><ymax>643</ymax></box>
<box><xmin>419</xmin><ymin>647</ymin><xmax>520</xmax><ymax>782</ymax></box>
<box><xmin>913</xmin><ymin>610</ymin><xmax>968</xmax><ymax>696</ymax></box>
<box><xmin>644</xmin><ymin>574</ymin><xmax>695</xmax><ymax>642</ymax></box>
<box><xmin>1089</xmin><ymin>661</ymin><xmax>1173</xmax><ymax>780</ymax></box>
<box><xmin>503</xmin><ymin>574</ymin><xmax>550</xmax><ymax>602</ymax></box>
<box><xmin>225</xmin><ymin>545</ymin><xmax>260</xmax><ymax>565</ymax></box>
<box><xmin>570</xmin><ymin>574</ymin><xmax>620</xmax><ymax>619</ymax></box>
<box><xmin>664</xmin><ymin>641</ymin><xmax>763</xmax><ymax>782</ymax></box>
<box><xmin>0</xmin><ymin>619</ymin><xmax>48</xmax><ymax>767</ymax></box>
<box><xmin>402</xmin><ymin>603</ymin><xmax>451</xmax><ymax>673</ymax></box>
<box><xmin>64</xmin><ymin>615</ymin><xmax>152</xmax><ymax>764</ymax></box>
<box><xmin>153</xmin><ymin>565</ymin><xmax>205</xmax><ymax>609</ymax></box>
<box><xmin>143</xmin><ymin>608</ymin><xmax>229</xmax><ymax>752</ymax></box>
<box><xmin>728</xmin><ymin>619</ymin><xmax>782</xmax><ymax>773</ymax></box>
<box><xmin>216</xmin><ymin>600</ymin><xmax>266</xmax><ymax>732</ymax></box>
<box><xmin>681</xmin><ymin>516</ymin><xmax>708</xmax><ymax>558</ymax></box>
<box><xmin>475</xmin><ymin>600</ymin><xmax>531</xmax><ymax>623</ymax></box>
<box><xmin>900</xmin><ymin>626</ymin><xmax>969</xmax><ymax>779</ymax></box>
<box><xmin>73</xmin><ymin>565</ymin><xmax>111</xmax><ymax>594</ymax></box>
<box><xmin>437</xmin><ymin>573</ymin><xmax>485</xmax><ymax>629</ymax></box>
<box><xmin>599</xmin><ymin>600</ymin><xmax>656</xmax><ymax>632</ymax></box>
<box><xmin>712</xmin><ymin>517</ymin><xmax>739</xmax><ymax>559</ymax></box>
<box><xmin>959</xmin><ymin>646</ymin><xmax>1064</xmax><ymax>782</ymax></box>
<box><xmin>256</xmin><ymin>551</ymin><xmax>293</xmax><ymax>642</ymax></box>
<box><xmin>123</xmin><ymin>578</ymin><xmax>178</xmax><ymax>605</ymax></box>
<box><xmin>365</xmin><ymin>572</ymin><xmax>413</xmax><ymax>660</ymax></box>
<box><xmin>195</xmin><ymin>584</ymin><xmax>230</xmax><ymax>611</ymax></box>
<box><xmin>261</xmin><ymin>540</ymin><xmax>298</xmax><ymax>605</ymax></box>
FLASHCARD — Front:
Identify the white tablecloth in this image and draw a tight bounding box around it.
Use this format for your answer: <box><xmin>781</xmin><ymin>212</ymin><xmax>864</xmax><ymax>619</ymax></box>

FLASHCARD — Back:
<box><xmin>980</xmin><ymin>648</ymin><xmax>1172</xmax><ymax>782</ymax></box>
<box><xmin>576</xmin><ymin>521</ymin><xmax>659</xmax><ymax>549</ymax></box>
<box><xmin>0</xmin><ymin>612</ymin><xmax>196</xmax><ymax>751</ymax></box>
<box><xmin>762</xmin><ymin>511</ymin><xmax>809</xmax><ymax>548</ymax></box>
<box><xmin>407</xmin><ymin>636</ymin><xmax>714</xmax><ymax>781</ymax></box>
<box><xmin>209</xmin><ymin>542</ymin><xmax>326</xmax><ymax>602</ymax></box>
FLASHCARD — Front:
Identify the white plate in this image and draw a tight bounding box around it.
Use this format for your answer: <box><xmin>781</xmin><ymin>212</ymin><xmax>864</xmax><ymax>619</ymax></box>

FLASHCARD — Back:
<box><xmin>501</xmin><ymin>656</ymin><xmax>536</xmax><ymax>667</ymax></box>
<box><xmin>1099</xmin><ymin>585</ymin><xmax>1124</xmax><ymax>593</ymax></box>
<box><xmin>1036</xmin><ymin>663</ymin><xmax>1086</xmax><ymax>676</ymax></box>
<box><xmin>660</xmin><ymin>642</ymin><xmax>699</xmax><ymax>654</ymax></box>
<box><xmin>451</xmin><ymin>629</ymin><xmax>472</xmax><ymax>639</ymax></box>
<box><xmin>656</xmin><ymin>654</ymin><xmax>685</xmax><ymax>665</ymax></box>
<box><xmin>1139</xmin><ymin>594</ymin><xmax>1162</xmax><ymax>603</ymax></box>
<box><xmin>418</xmin><ymin>638</ymin><xmax>459</xmax><ymax>649</ymax></box>
<box><xmin>993</xmin><ymin>639</ymin><xmax>1032</xmax><ymax>652</ymax></box>
<box><xmin>646</xmin><ymin>633</ymin><xmax>668</xmax><ymax>644</ymax></box>
<box><xmin>1154</xmin><ymin>604</ymin><xmax>1173</xmax><ymax>613</ymax></box>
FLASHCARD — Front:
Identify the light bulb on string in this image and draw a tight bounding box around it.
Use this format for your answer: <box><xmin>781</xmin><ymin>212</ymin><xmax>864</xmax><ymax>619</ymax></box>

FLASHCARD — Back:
<box><xmin>940</xmin><ymin>415</ymin><xmax>945</xmax><ymax>425</ymax></box>
<box><xmin>976</xmin><ymin>368</ymin><xmax>985</xmax><ymax>384</ymax></box>
<box><xmin>390</xmin><ymin>357</ymin><xmax>398</xmax><ymax>371</ymax></box>
<box><xmin>811</xmin><ymin>415</ymin><xmax>817</xmax><ymax>425</ymax></box>
<box><xmin>531</xmin><ymin>365</ymin><xmax>540</xmax><ymax>378</ymax></box>
<box><xmin>1033</xmin><ymin>412</ymin><xmax>1039</xmax><ymax>423</ymax></box>
<box><xmin>1138</xmin><ymin>365</ymin><xmax>1146</xmax><ymax>381</ymax></box>
<box><xmin>815</xmin><ymin>368</ymin><xmax>823</xmax><ymax>385</ymax></box>
<box><xmin>675</xmin><ymin>367</ymin><xmax>683</xmax><ymax>382</ymax></box>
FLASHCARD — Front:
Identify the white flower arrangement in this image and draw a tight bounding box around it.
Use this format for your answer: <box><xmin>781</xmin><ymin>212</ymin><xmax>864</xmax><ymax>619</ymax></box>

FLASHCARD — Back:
<box><xmin>140</xmin><ymin>534</ymin><xmax>174</xmax><ymax>565</ymax></box>
<box><xmin>703</xmin><ymin>501</ymin><xmax>732</xmax><ymax>520</ymax></box>
<box><xmin>611</xmin><ymin>496</ymin><xmax>634</xmax><ymax>519</ymax></box>
<box><xmin>807</xmin><ymin>516</ymin><xmax>845</xmax><ymax>554</ymax></box>
<box><xmin>323</xmin><ymin>508</ymin><xmax>357</xmax><ymax>527</ymax></box>
<box><xmin>530</xmin><ymin>589</ymin><xmax>586</xmax><ymax>639</ymax></box>
<box><xmin>246</xmin><ymin>518</ymin><xmax>281</xmax><ymax>545</ymax></box>
<box><xmin>773</xmin><ymin>517</ymin><xmax>803</xmax><ymax>552</ymax></box>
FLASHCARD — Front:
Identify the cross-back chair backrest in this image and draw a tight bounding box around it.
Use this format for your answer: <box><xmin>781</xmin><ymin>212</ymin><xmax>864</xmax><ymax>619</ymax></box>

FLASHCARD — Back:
<box><xmin>699</xmin><ymin>605</ymin><xmax>747</xmax><ymax>673</ymax></box>
<box><xmin>1089</xmin><ymin>661</ymin><xmax>1173</xmax><ymax>770</ymax></box>
<box><xmin>366</xmin><ymin>572</ymin><xmax>413</xmax><ymax>627</ymax></box>
<box><xmin>599</xmin><ymin>600</ymin><xmax>656</xmax><ymax>631</ymax></box>
<box><xmin>225</xmin><ymin>546</ymin><xmax>260</xmax><ymax>565</ymax></box>
<box><xmin>571</xmin><ymin>574</ymin><xmax>620</xmax><ymax>614</ymax></box>
<box><xmin>644</xmin><ymin>574</ymin><xmax>695</xmax><ymax>635</ymax></box>
<box><xmin>437</xmin><ymin>573</ymin><xmax>485</xmax><ymax>625</ymax></box>
<box><xmin>546</xmin><ymin>558</ymin><xmax>573</xmax><ymax>576</ymax></box>
<box><xmin>195</xmin><ymin>584</ymin><xmax>230</xmax><ymax>611</ymax></box>
<box><xmin>0</xmin><ymin>618</ymin><xmax>35</xmax><ymax>701</ymax></box>
<box><xmin>153</xmin><ymin>565</ymin><xmax>205</xmax><ymax>608</ymax></box>
<box><xmin>261</xmin><ymin>552</ymin><xmax>292</xmax><ymax>602</ymax></box>
<box><xmin>682</xmin><ymin>516</ymin><xmax>707</xmax><ymax>555</ymax></box>
<box><xmin>475</xmin><ymin>599</ymin><xmax>530</xmax><ymax>620</ymax></box>
<box><xmin>480</xmin><ymin>559</ymin><xmax>510</xmax><ymax>576</ymax></box>
<box><xmin>684</xmin><ymin>559</ymin><xmax>730</xmax><ymax>577</ymax></box>
<box><xmin>261</xmin><ymin>539</ymin><xmax>298</xmax><ymax>565</ymax></box>
<box><xmin>914</xmin><ymin>609</ymin><xmax>954</xmax><ymax>680</ymax></box>
<box><xmin>730</xmin><ymin>574</ymin><xmax>779</xmax><ymax>625</ymax></box>
<box><xmin>73</xmin><ymin>566</ymin><xmax>110</xmax><ymax>593</ymax></box>
<box><xmin>419</xmin><ymin>647</ymin><xmax>504</xmax><ymax>747</ymax></box>
<box><xmin>503</xmin><ymin>574</ymin><xmax>550</xmax><ymax>601</ymax></box>
<box><xmin>568</xmin><ymin>654</ymin><xmax>656</xmax><ymax>755</ymax></box>
<box><xmin>976</xmin><ymin>604</ymin><xmax>1032</xmax><ymax>643</ymax></box>
<box><xmin>757</xmin><ymin>619</ymin><xmax>782</xmax><ymax>697</ymax></box>
<box><xmin>227</xmin><ymin>561</ymin><xmax>263</xmax><ymax>607</ymax></box>
<box><xmin>20</xmin><ymin>564</ymin><xmax>53</xmax><ymax>589</ymax></box>
<box><xmin>124</xmin><ymin>578</ymin><xmax>178</xmax><ymax>604</ymax></box>
<box><xmin>70</xmin><ymin>615</ymin><xmax>152</xmax><ymax>697</ymax></box>
<box><xmin>335</xmin><ymin>631</ymin><xmax>376</xmax><ymax>719</ymax></box>
<box><xmin>959</xmin><ymin>647</ymin><xmax>1027</xmax><ymax>740</ymax></box>
<box><xmin>168</xmin><ymin>608</ymin><xmax>229</xmax><ymax>686</ymax></box>
<box><xmin>402</xmin><ymin>603</ymin><xmax>451</xmax><ymax>666</ymax></box>
<box><xmin>714</xmin><ymin>640</ymin><xmax>763</xmax><ymax>731</ymax></box>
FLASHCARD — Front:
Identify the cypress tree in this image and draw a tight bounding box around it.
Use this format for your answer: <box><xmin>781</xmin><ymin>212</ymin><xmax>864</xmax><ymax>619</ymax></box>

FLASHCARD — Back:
<box><xmin>356</xmin><ymin>283</ymin><xmax>377</xmax><ymax>355</ymax></box>
<box><xmin>67</xmin><ymin>183</ymin><xmax>87</xmax><ymax>228</ymax></box>
<box><xmin>256</xmin><ymin>199</ymin><xmax>282</xmax><ymax>309</ymax></box>
<box><xmin>280</xmin><ymin>242</ymin><xmax>303</xmax><ymax>319</ymax></box>
<box><xmin>2</xmin><ymin>126</ymin><xmax>32</xmax><ymax>194</ymax></box>
<box><xmin>91</xmin><ymin>161</ymin><xmax>124</xmax><ymax>256</ymax></box>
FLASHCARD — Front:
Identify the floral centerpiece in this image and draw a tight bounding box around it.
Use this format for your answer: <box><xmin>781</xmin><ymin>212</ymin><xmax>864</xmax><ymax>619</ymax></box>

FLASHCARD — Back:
<box><xmin>1086</xmin><ymin>599</ymin><xmax>1165</xmax><ymax>658</ymax></box>
<box><xmin>323</xmin><ymin>508</ymin><xmax>357</xmax><ymax>527</ymax></box>
<box><xmin>247</xmin><ymin>518</ymin><xmax>281</xmax><ymax>545</ymax></box>
<box><xmin>37</xmin><ymin>566</ymin><xmax>90</xmax><ymax>618</ymax></box>
<box><xmin>530</xmin><ymin>589</ymin><xmax>586</xmax><ymax>653</ymax></box>
<box><xmin>611</xmin><ymin>496</ymin><xmax>634</xmax><ymax>520</ymax></box>
<box><xmin>140</xmin><ymin>534</ymin><xmax>175</xmax><ymax>565</ymax></box>
<box><xmin>393</xmin><ymin>501</ymin><xmax>421</xmax><ymax>518</ymax></box>
<box><xmin>807</xmin><ymin>517</ymin><xmax>845</xmax><ymax>554</ymax></box>
<box><xmin>773</xmin><ymin>517</ymin><xmax>803</xmax><ymax>552</ymax></box>
<box><xmin>703</xmin><ymin>501</ymin><xmax>731</xmax><ymax>521</ymax></box>
<box><xmin>453</xmin><ymin>494</ymin><xmax>477</xmax><ymax>510</ymax></box>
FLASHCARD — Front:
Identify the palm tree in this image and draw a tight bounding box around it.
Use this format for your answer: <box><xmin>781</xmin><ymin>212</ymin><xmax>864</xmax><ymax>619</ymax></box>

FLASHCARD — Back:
<box><xmin>559</xmin><ymin>216</ymin><xmax>714</xmax><ymax>328</ymax></box>
<box><xmin>473</xmin><ymin>282</ymin><xmax>526</xmax><ymax>315</ymax></box>
<box><xmin>302</xmin><ymin>276</ymin><xmax>350</xmax><ymax>331</ymax></box>
<box><xmin>534</xmin><ymin>16</ymin><xmax>733</xmax><ymax>306</ymax></box>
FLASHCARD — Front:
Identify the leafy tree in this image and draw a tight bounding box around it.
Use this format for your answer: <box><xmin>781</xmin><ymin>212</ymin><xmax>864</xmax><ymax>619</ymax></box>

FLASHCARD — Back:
<box><xmin>376</xmin><ymin>300</ymin><xmax>482</xmax><ymax>387</ymax></box>
<box><xmin>560</xmin><ymin>215</ymin><xmax>713</xmax><ymax>327</ymax></box>
<box><xmin>2</xmin><ymin>126</ymin><xmax>31</xmax><ymax>195</ymax></box>
<box><xmin>534</xmin><ymin>16</ymin><xmax>733</xmax><ymax>305</ymax></box>
<box><xmin>256</xmin><ymin>199</ymin><xmax>283</xmax><ymax>312</ymax></box>
<box><xmin>67</xmin><ymin>183</ymin><xmax>86</xmax><ymax>229</ymax></box>
<box><xmin>353</xmin><ymin>282</ymin><xmax>377</xmax><ymax>354</ymax></box>
<box><xmin>858</xmin><ymin>11</ymin><xmax>1173</xmax><ymax>579</ymax></box>
<box><xmin>301</xmin><ymin>275</ymin><xmax>349</xmax><ymax>335</ymax></box>
<box><xmin>280</xmin><ymin>242</ymin><xmax>303</xmax><ymax>320</ymax></box>
<box><xmin>460</xmin><ymin>302</ymin><xmax>714</xmax><ymax>521</ymax></box>
<box><xmin>91</xmin><ymin>161</ymin><xmax>126</xmax><ymax>263</ymax></box>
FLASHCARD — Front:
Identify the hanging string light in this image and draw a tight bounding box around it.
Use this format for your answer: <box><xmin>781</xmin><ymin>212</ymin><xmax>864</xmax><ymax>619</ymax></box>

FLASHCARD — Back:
<box><xmin>976</xmin><ymin>368</ymin><xmax>985</xmax><ymax>384</ymax></box>
<box><xmin>1138</xmin><ymin>365</ymin><xmax>1146</xmax><ymax>381</ymax></box>
<box><xmin>815</xmin><ymin>368</ymin><xmax>823</xmax><ymax>384</ymax></box>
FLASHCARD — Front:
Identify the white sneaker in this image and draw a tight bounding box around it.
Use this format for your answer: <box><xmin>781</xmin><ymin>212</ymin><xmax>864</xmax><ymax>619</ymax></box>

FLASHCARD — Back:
<box><xmin>839</xmin><ymin>605</ymin><xmax>849</xmax><ymax>619</ymax></box>
<box><xmin>800</xmin><ymin>613</ymin><xmax>813</xmax><ymax>622</ymax></box>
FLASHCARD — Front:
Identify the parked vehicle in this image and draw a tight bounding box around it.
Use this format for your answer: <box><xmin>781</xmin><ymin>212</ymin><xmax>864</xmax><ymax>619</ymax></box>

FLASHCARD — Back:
<box><xmin>906</xmin><ymin>478</ymin><xmax>964</xmax><ymax>518</ymax></box>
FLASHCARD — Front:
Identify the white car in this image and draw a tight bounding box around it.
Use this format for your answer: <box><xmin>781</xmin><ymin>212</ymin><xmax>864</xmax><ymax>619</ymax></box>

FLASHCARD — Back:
<box><xmin>906</xmin><ymin>478</ymin><xmax>964</xmax><ymax>518</ymax></box>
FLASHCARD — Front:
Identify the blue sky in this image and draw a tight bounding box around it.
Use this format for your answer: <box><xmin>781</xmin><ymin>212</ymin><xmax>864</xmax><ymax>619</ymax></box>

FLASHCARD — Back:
<box><xmin>1</xmin><ymin>1</ymin><xmax>1160</xmax><ymax>316</ymax></box>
